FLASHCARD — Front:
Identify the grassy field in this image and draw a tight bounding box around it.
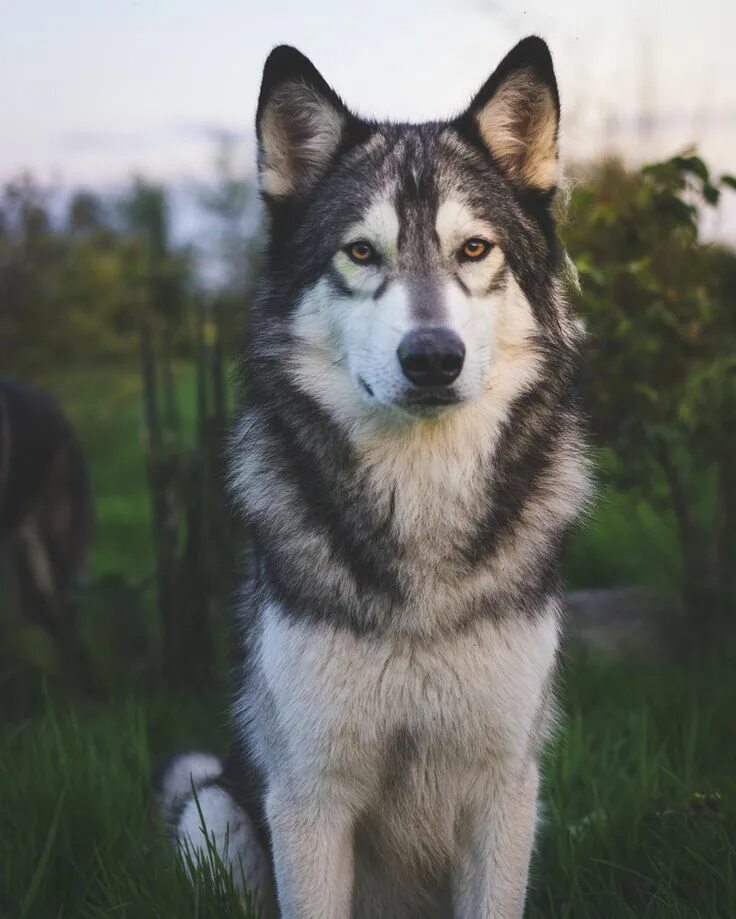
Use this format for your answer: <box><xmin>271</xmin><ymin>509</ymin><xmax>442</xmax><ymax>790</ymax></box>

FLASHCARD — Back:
<box><xmin>2</xmin><ymin>656</ymin><xmax>734</xmax><ymax>918</ymax></box>
<box><xmin>2</xmin><ymin>365</ymin><xmax>734</xmax><ymax>917</ymax></box>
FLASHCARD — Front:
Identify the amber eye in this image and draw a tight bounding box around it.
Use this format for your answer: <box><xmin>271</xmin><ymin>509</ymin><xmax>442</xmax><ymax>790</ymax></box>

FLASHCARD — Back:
<box><xmin>345</xmin><ymin>241</ymin><xmax>377</xmax><ymax>264</ymax></box>
<box><xmin>461</xmin><ymin>238</ymin><xmax>493</xmax><ymax>261</ymax></box>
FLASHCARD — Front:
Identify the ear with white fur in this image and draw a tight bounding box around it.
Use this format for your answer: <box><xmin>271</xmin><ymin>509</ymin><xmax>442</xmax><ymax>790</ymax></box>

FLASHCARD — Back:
<box><xmin>256</xmin><ymin>45</ymin><xmax>355</xmax><ymax>200</ymax></box>
<box><xmin>459</xmin><ymin>36</ymin><xmax>560</xmax><ymax>193</ymax></box>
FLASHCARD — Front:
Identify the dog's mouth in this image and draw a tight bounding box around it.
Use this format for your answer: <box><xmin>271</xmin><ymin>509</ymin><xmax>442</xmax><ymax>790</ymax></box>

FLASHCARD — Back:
<box><xmin>399</xmin><ymin>389</ymin><xmax>463</xmax><ymax>418</ymax></box>
<box><xmin>358</xmin><ymin>376</ymin><xmax>464</xmax><ymax>416</ymax></box>
<box><xmin>403</xmin><ymin>388</ymin><xmax>461</xmax><ymax>408</ymax></box>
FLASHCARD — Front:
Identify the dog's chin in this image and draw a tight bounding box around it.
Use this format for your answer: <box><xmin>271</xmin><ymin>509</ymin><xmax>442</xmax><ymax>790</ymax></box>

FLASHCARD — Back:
<box><xmin>400</xmin><ymin>402</ymin><xmax>458</xmax><ymax>419</ymax></box>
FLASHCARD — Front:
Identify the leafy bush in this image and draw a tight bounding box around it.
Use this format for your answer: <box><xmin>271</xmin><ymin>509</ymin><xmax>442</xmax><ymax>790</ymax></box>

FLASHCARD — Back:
<box><xmin>562</xmin><ymin>155</ymin><xmax>736</xmax><ymax>634</ymax></box>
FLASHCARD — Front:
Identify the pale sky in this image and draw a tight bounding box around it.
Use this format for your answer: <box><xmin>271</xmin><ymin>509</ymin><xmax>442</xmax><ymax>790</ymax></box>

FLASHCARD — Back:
<box><xmin>2</xmin><ymin>0</ymin><xmax>735</xmax><ymax>226</ymax></box>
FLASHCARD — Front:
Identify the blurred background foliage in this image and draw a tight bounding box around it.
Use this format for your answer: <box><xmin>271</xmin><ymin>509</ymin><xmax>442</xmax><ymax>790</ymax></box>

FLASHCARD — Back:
<box><xmin>563</xmin><ymin>155</ymin><xmax>736</xmax><ymax>640</ymax></box>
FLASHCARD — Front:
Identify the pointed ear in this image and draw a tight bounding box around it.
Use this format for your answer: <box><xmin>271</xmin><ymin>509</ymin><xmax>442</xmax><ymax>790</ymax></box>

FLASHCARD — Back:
<box><xmin>256</xmin><ymin>45</ymin><xmax>353</xmax><ymax>200</ymax></box>
<box><xmin>459</xmin><ymin>36</ymin><xmax>560</xmax><ymax>193</ymax></box>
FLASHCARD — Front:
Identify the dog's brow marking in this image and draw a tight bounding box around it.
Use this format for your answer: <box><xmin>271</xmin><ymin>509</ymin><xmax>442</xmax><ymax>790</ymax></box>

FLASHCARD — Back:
<box><xmin>435</xmin><ymin>198</ymin><xmax>494</xmax><ymax>253</ymax></box>
<box><xmin>345</xmin><ymin>198</ymin><xmax>400</xmax><ymax>259</ymax></box>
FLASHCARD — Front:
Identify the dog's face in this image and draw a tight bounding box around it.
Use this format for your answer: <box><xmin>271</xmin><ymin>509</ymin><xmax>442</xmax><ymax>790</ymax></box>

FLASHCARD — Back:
<box><xmin>255</xmin><ymin>38</ymin><xmax>562</xmax><ymax>420</ymax></box>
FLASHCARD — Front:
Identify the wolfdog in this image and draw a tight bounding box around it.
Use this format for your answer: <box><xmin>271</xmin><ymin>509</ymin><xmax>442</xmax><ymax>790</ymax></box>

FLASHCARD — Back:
<box><xmin>158</xmin><ymin>35</ymin><xmax>589</xmax><ymax>918</ymax></box>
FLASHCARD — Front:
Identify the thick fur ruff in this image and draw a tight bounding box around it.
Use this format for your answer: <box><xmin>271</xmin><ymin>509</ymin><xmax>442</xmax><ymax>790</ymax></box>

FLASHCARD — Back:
<box><xmin>160</xmin><ymin>36</ymin><xmax>590</xmax><ymax>919</ymax></box>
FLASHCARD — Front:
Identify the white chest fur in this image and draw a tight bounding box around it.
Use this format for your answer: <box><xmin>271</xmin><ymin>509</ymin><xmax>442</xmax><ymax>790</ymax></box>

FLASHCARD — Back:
<box><xmin>253</xmin><ymin>603</ymin><xmax>558</xmax><ymax>801</ymax></box>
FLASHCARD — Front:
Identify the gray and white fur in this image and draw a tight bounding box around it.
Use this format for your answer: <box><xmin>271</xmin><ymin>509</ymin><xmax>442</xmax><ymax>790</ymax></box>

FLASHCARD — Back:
<box><xmin>157</xmin><ymin>36</ymin><xmax>591</xmax><ymax>918</ymax></box>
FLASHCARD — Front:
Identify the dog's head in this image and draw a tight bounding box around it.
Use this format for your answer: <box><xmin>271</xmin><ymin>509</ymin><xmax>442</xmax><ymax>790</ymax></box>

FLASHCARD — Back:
<box><xmin>254</xmin><ymin>38</ymin><xmax>568</xmax><ymax>421</ymax></box>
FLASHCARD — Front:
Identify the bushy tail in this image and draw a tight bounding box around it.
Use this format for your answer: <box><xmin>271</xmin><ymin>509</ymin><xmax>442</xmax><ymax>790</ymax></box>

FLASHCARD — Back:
<box><xmin>153</xmin><ymin>751</ymin><xmax>273</xmax><ymax>908</ymax></box>
<box><xmin>153</xmin><ymin>751</ymin><xmax>224</xmax><ymax>835</ymax></box>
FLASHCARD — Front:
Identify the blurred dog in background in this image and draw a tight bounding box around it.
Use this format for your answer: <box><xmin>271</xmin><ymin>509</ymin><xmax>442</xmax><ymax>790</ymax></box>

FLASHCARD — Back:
<box><xmin>0</xmin><ymin>378</ymin><xmax>93</xmax><ymax>638</ymax></box>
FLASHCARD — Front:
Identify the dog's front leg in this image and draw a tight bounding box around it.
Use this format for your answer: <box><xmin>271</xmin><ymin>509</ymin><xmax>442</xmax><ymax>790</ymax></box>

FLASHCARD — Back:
<box><xmin>452</xmin><ymin>761</ymin><xmax>539</xmax><ymax>919</ymax></box>
<box><xmin>267</xmin><ymin>783</ymin><xmax>354</xmax><ymax>919</ymax></box>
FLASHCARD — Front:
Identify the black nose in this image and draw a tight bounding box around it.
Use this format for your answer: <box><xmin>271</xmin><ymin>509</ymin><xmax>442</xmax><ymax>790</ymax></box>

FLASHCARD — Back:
<box><xmin>397</xmin><ymin>327</ymin><xmax>465</xmax><ymax>388</ymax></box>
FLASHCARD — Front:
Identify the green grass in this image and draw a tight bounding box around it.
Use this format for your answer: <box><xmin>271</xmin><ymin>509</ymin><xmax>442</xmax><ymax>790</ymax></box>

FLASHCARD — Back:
<box><xmin>1</xmin><ymin>656</ymin><xmax>733</xmax><ymax>918</ymax></box>
<box><xmin>531</xmin><ymin>655</ymin><xmax>735</xmax><ymax>917</ymax></box>
<box><xmin>0</xmin><ymin>689</ymin><xmax>256</xmax><ymax>919</ymax></box>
